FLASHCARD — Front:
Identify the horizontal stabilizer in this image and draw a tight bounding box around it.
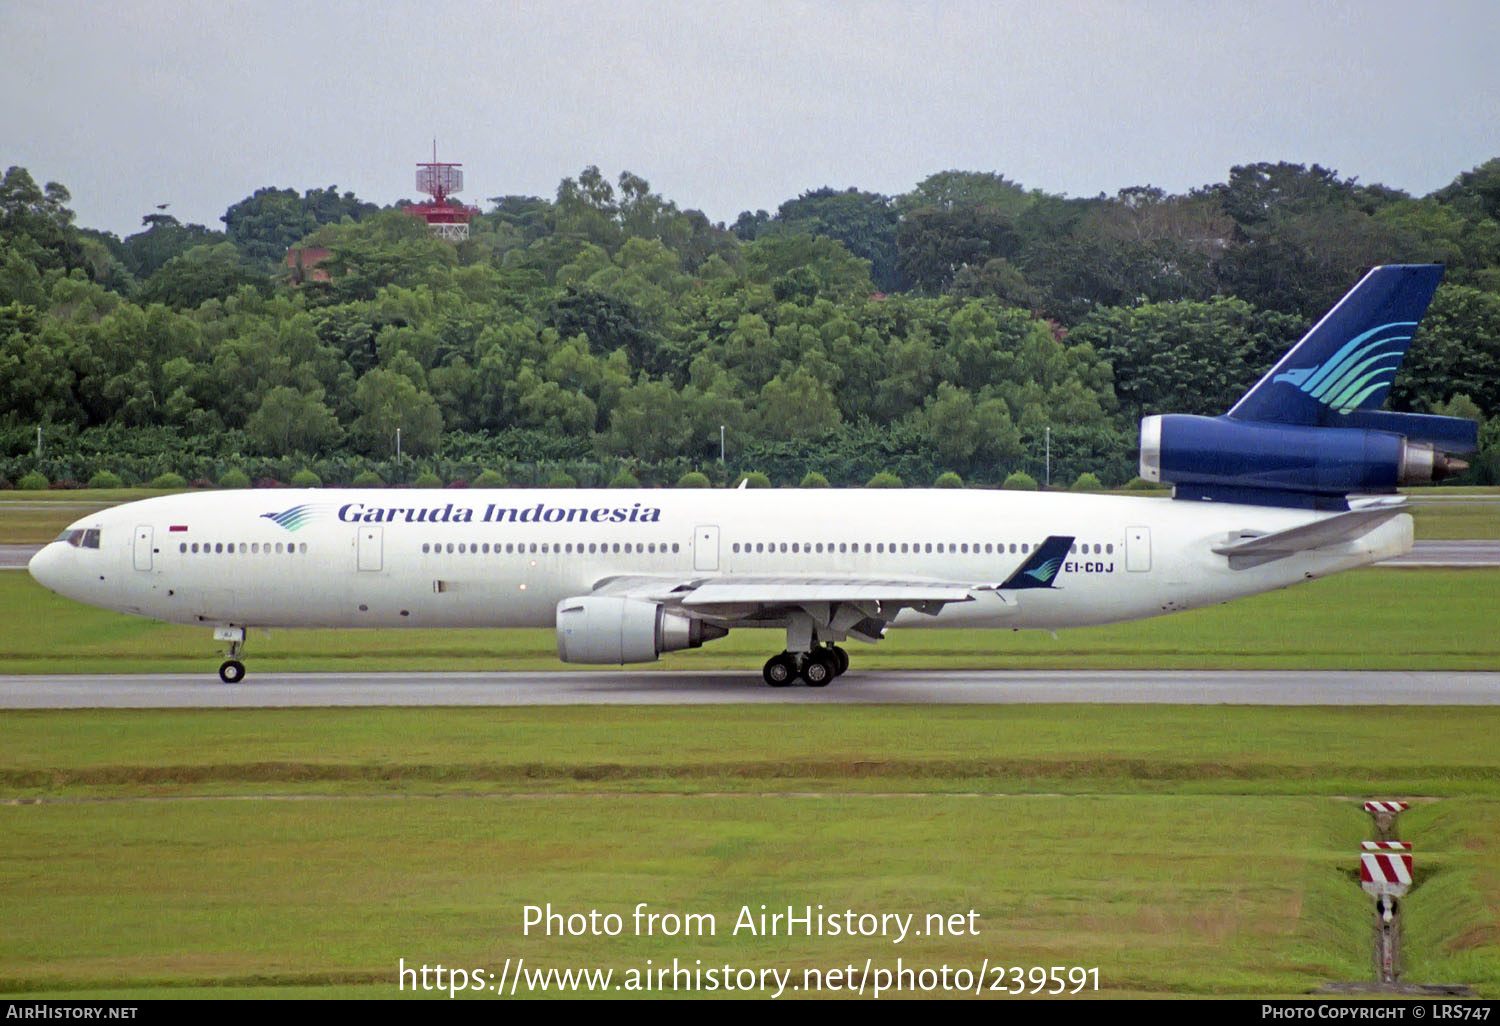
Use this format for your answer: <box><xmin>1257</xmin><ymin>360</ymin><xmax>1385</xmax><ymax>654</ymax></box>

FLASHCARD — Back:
<box><xmin>1342</xmin><ymin>409</ymin><xmax>1479</xmax><ymax>453</ymax></box>
<box><xmin>998</xmin><ymin>535</ymin><xmax>1075</xmax><ymax>589</ymax></box>
<box><xmin>1211</xmin><ymin>506</ymin><xmax>1409</xmax><ymax>569</ymax></box>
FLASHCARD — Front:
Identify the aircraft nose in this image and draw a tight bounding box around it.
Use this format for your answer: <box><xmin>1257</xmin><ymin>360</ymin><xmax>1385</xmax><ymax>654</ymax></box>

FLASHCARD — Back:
<box><xmin>27</xmin><ymin>543</ymin><xmax>67</xmax><ymax>594</ymax></box>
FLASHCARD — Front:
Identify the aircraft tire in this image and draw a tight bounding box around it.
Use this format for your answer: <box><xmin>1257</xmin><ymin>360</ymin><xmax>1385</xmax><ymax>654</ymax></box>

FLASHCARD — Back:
<box><xmin>762</xmin><ymin>653</ymin><xmax>797</xmax><ymax>687</ymax></box>
<box><xmin>802</xmin><ymin>651</ymin><xmax>835</xmax><ymax>688</ymax></box>
<box><xmin>830</xmin><ymin>645</ymin><xmax>849</xmax><ymax>676</ymax></box>
<box><xmin>218</xmin><ymin>659</ymin><xmax>246</xmax><ymax>684</ymax></box>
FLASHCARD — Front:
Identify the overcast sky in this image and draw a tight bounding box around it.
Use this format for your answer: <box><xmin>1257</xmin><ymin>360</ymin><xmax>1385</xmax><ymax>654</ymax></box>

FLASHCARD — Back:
<box><xmin>3</xmin><ymin>0</ymin><xmax>1497</xmax><ymax>239</ymax></box>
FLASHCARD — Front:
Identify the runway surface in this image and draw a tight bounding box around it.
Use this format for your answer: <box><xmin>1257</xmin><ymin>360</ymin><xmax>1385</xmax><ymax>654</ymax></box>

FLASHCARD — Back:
<box><xmin>2</xmin><ymin>669</ymin><xmax>1497</xmax><ymax>707</ymax></box>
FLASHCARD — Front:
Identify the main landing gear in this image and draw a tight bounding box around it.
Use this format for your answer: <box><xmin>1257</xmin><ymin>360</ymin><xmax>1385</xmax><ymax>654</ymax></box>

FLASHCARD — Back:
<box><xmin>762</xmin><ymin>644</ymin><xmax>850</xmax><ymax>688</ymax></box>
<box><xmin>215</xmin><ymin>627</ymin><xmax>247</xmax><ymax>684</ymax></box>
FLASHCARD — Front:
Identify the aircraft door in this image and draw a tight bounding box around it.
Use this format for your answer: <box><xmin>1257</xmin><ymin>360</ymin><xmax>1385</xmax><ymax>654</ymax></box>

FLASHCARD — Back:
<box><xmin>1125</xmin><ymin>526</ymin><xmax>1151</xmax><ymax>572</ymax></box>
<box><xmin>133</xmin><ymin>525</ymin><xmax>153</xmax><ymax>571</ymax></box>
<box><xmin>694</xmin><ymin>524</ymin><xmax>720</xmax><ymax>571</ymax></box>
<box><xmin>358</xmin><ymin>526</ymin><xmax>383</xmax><ymax>572</ymax></box>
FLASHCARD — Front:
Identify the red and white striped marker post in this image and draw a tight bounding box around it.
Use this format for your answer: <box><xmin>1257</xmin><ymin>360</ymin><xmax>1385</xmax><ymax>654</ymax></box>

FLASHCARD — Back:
<box><xmin>1363</xmin><ymin>800</ymin><xmax>1409</xmax><ymax>841</ymax></box>
<box><xmin>1360</xmin><ymin>852</ymin><xmax>1413</xmax><ymax>898</ymax></box>
<box><xmin>1360</xmin><ymin>844</ymin><xmax>1414</xmax><ymax>984</ymax></box>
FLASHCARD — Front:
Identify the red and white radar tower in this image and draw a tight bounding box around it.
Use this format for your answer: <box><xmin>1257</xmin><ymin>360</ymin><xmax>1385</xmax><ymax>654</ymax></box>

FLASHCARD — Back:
<box><xmin>404</xmin><ymin>143</ymin><xmax>479</xmax><ymax>241</ymax></box>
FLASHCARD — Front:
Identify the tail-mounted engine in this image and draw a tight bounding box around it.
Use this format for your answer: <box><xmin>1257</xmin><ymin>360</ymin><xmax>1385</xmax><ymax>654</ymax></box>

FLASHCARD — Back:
<box><xmin>1140</xmin><ymin>412</ymin><xmax>1474</xmax><ymax>510</ymax></box>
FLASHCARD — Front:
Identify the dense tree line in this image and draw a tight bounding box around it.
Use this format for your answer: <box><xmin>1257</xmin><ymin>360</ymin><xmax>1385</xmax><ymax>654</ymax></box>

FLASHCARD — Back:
<box><xmin>2</xmin><ymin>157</ymin><xmax>1498</xmax><ymax>489</ymax></box>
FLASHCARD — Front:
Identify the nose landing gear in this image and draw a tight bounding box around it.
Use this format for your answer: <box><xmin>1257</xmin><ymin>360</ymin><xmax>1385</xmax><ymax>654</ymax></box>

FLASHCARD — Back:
<box><xmin>215</xmin><ymin>626</ymin><xmax>247</xmax><ymax>684</ymax></box>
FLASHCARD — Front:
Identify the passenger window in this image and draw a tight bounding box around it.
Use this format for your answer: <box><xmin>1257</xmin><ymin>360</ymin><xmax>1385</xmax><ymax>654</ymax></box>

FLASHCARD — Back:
<box><xmin>180</xmin><ymin>543</ymin><xmax>187</xmax><ymax>553</ymax></box>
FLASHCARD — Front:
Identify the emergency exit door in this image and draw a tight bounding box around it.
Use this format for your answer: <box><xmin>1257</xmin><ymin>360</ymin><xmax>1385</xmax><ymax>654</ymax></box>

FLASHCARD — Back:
<box><xmin>358</xmin><ymin>526</ymin><xmax>383</xmax><ymax>571</ymax></box>
<box><xmin>694</xmin><ymin>524</ymin><xmax>720</xmax><ymax>571</ymax></box>
<box><xmin>1125</xmin><ymin>526</ymin><xmax>1151</xmax><ymax>572</ymax></box>
<box><xmin>133</xmin><ymin>525</ymin><xmax>153</xmax><ymax>571</ymax></box>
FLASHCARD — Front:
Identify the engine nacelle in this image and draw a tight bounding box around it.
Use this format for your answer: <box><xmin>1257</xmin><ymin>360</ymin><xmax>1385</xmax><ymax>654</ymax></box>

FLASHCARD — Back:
<box><xmin>1140</xmin><ymin>414</ymin><xmax>1469</xmax><ymax>509</ymax></box>
<box><xmin>555</xmin><ymin>596</ymin><xmax>726</xmax><ymax>664</ymax></box>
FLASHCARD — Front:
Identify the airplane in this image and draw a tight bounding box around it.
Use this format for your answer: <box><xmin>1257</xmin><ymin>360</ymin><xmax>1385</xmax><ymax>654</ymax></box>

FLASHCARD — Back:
<box><xmin>28</xmin><ymin>264</ymin><xmax>1477</xmax><ymax>687</ymax></box>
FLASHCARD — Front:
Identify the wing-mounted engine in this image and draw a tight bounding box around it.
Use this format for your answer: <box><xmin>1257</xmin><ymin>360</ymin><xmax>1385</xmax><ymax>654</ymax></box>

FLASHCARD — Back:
<box><xmin>555</xmin><ymin>596</ymin><xmax>727</xmax><ymax>664</ymax></box>
<box><xmin>1140</xmin><ymin>413</ymin><xmax>1473</xmax><ymax>510</ymax></box>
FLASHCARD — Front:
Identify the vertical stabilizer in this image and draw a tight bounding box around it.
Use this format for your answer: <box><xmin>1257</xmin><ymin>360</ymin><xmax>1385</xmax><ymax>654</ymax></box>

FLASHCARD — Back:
<box><xmin>1227</xmin><ymin>264</ymin><xmax>1444</xmax><ymax>426</ymax></box>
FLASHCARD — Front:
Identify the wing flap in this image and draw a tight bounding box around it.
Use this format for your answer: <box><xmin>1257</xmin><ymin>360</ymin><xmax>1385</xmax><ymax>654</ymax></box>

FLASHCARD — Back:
<box><xmin>680</xmin><ymin>581</ymin><xmax>976</xmax><ymax>606</ymax></box>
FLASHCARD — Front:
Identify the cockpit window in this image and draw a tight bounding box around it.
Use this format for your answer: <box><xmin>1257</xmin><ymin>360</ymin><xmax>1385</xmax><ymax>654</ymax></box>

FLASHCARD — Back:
<box><xmin>53</xmin><ymin>529</ymin><xmax>101</xmax><ymax>549</ymax></box>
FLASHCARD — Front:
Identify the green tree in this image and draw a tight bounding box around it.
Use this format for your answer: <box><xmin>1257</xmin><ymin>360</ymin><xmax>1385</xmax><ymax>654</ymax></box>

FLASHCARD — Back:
<box><xmin>0</xmin><ymin>167</ymin><xmax>83</xmax><ymax>273</ymax></box>
<box><xmin>246</xmin><ymin>386</ymin><xmax>342</xmax><ymax>455</ymax></box>
<box><xmin>222</xmin><ymin>185</ymin><xmax>376</xmax><ymax>265</ymax></box>
<box><xmin>757</xmin><ymin>367</ymin><xmax>842</xmax><ymax>440</ymax></box>
<box><xmin>139</xmin><ymin>244</ymin><xmax>270</xmax><ymax>309</ymax></box>
<box><xmin>769</xmin><ymin>187</ymin><xmax>900</xmax><ymax>291</ymax></box>
<box><xmin>1068</xmin><ymin>297</ymin><xmax>1304</xmax><ymax>422</ymax></box>
<box><xmin>119</xmin><ymin>213</ymin><xmax>225</xmax><ymax>279</ymax></box>
<box><xmin>350</xmin><ymin>368</ymin><xmax>443</xmax><ymax>456</ymax></box>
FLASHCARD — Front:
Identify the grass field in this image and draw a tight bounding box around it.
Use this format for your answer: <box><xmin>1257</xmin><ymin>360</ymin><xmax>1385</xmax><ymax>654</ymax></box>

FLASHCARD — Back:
<box><xmin>3</xmin><ymin>566</ymin><xmax>1497</xmax><ymax>674</ymax></box>
<box><xmin>1</xmin><ymin>706</ymin><xmax>1497</xmax><ymax>998</ymax></box>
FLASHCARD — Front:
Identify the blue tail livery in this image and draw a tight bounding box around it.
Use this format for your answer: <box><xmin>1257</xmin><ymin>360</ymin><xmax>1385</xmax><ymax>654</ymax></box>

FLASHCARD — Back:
<box><xmin>1230</xmin><ymin>265</ymin><xmax>1444</xmax><ymax>426</ymax></box>
<box><xmin>1000</xmin><ymin>535</ymin><xmax>1075</xmax><ymax>590</ymax></box>
<box><xmin>1142</xmin><ymin>265</ymin><xmax>1477</xmax><ymax>511</ymax></box>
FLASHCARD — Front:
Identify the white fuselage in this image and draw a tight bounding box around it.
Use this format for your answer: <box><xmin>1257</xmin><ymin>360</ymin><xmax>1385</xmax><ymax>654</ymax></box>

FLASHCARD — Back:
<box><xmin>28</xmin><ymin>488</ymin><xmax>1411</xmax><ymax>637</ymax></box>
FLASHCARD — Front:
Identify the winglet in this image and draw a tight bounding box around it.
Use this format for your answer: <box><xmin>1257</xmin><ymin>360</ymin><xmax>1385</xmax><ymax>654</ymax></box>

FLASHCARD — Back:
<box><xmin>999</xmin><ymin>536</ymin><xmax>1074</xmax><ymax>590</ymax></box>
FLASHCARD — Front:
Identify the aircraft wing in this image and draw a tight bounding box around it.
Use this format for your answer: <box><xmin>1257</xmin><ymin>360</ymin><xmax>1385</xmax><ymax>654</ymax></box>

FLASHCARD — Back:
<box><xmin>589</xmin><ymin>535</ymin><xmax>1075</xmax><ymax>644</ymax></box>
<box><xmin>1211</xmin><ymin>504</ymin><xmax>1410</xmax><ymax>570</ymax></box>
